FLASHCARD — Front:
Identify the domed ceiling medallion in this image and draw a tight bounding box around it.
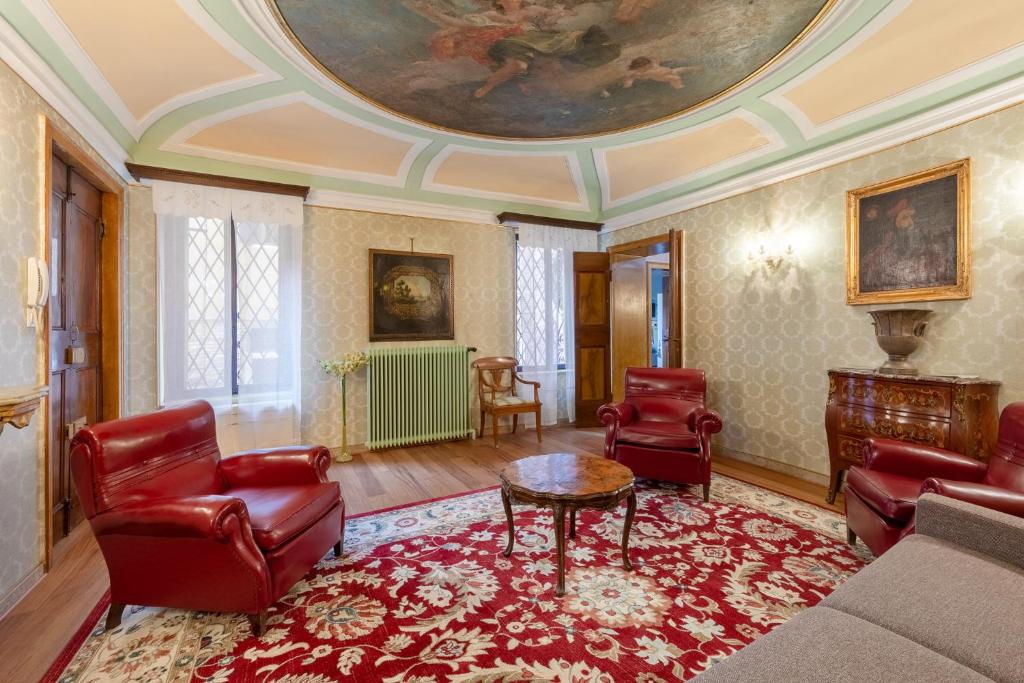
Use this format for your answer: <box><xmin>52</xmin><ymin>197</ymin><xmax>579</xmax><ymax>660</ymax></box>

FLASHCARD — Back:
<box><xmin>271</xmin><ymin>0</ymin><xmax>834</xmax><ymax>139</ymax></box>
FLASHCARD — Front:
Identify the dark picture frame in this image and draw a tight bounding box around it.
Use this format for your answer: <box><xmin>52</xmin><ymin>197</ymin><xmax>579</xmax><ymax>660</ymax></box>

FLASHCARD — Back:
<box><xmin>369</xmin><ymin>249</ymin><xmax>454</xmax><ymax>341</ymax></box>
<box><xmin>845</xmin><ymin>158</ymin><xmax>971</xmax><ymax>305</ymax></box>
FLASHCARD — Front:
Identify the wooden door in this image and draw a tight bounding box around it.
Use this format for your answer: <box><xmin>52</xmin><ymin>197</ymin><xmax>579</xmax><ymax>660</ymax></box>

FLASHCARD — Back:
<box><xmin>49</xmin><ymin>154</ymin><xmax>103</xmax><ymax>543</ymax></box>
<box><xmin>573</xmin><ymin>252</ymin><xmax>611</xmax><ymax>427</ymax></box>
<box><xmin>611</xmin><ymin>255</ymin><xmax>648</xmax><ymax>402</ymax></box>
<box><xmin>667</xmin><ymin>229</ymin><xmax>683</xmax><ymax>367</ymax></box>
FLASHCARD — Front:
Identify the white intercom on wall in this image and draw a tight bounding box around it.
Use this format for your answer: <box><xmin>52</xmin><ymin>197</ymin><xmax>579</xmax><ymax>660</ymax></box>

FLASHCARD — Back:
<box><xmin>25</xmin><ymin>256</ymin><xmax>49</xmax><ymax>329</ymax></box>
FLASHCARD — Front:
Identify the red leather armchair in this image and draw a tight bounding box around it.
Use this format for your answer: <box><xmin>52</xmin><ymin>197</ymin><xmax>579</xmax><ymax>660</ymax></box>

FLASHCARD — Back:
<box><xmin>598</xmin><ymin>368</ymin><xmax>723</xmax><ymax>501</ymax></box>
<box><xmin>70</xmin><ymin>400</ymin><xmax>345</xmax><ymax>635</ymax></box>
<box><xmin>846</xmin><ymin>401</ymin><xmax>1024</xmax><ymax>556</ymax></box>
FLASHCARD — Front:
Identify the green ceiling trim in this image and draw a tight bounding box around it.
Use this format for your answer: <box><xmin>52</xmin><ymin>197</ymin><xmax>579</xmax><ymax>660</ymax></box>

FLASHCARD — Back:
<box><xmin>1</xmin><ymin>1</ymin><xmax>134</xmax><ymax>149</ymax></box>
<box><xmin>8</xmin><ymin>0</ymin><xmax>1024</xmax><ymax>226</ymax></box>
<box><xmin>405</xmin><ymin>141</ymin><xmax>446</xmax><ymax>191</ymax></box>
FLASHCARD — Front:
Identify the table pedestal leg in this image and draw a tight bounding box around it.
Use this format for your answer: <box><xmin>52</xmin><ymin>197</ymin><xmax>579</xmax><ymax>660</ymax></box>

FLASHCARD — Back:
<box><xmin>622</xmin><ymin>491</ymin><xmax>636</xmax><ymax>571</ymax></box>
<box><xmin>554</xmin><ymin>503</ymin><xmax>567</xmax><ymax>596</ymax></box>
<box><xmin>501</xmin><ymin>487</ymin><xmax>515</xmax><ymax>558</ymax></box>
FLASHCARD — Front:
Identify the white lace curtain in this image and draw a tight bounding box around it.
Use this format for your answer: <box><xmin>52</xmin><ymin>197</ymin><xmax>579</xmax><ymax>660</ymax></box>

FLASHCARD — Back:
<box><xmin>515</xmin><ymin>223</ymin><xmax>598</xmax><ymax>427</ymax></box>
<box><xmin>154</xmin><ymin>180</ymin><xmax>303</xmax><ymax>453</ymax></box>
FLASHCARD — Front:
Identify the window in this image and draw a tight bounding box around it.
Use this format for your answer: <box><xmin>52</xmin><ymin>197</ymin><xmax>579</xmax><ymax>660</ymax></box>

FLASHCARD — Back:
<box><xmin>179</xmin><ymin>217</ymin><xmax>288</xmax><ymax>397</ymax></box>
<box><xmin>512</xmin><ymin>222</ymin><xmax>597</xmax><ymax>427</ymax></box>
<box><xmin>515</xmin><ymin>239</ymin><xmax>567</xmax><ymax>370</ymax></box>
<box><xmin>155</xmin><ymin>181</ymin><xmax>302</xmax><ymax>410</ymax></box>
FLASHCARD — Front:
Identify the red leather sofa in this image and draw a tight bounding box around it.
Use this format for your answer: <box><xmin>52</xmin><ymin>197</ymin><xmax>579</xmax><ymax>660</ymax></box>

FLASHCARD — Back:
<box><xmin>846</xmin><ymin>401</ymin><xmax>1024</xmax><ymax>556</ymax></box>
<box><xmin>70</xmin><ymin>400</ymin><xmax>344</xmax><ymax>635</ymax></box>
<box><xmin>598</xmin><ymin>368</ymin><xmax>723</xmax><ymax>501</ymax></box>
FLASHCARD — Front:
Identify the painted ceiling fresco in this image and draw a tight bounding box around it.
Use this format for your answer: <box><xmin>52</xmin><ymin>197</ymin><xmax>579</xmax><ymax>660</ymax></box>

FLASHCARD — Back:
<box><xmin>272</xmin><ymin>0</ymin><xmax>831</xmax><ymax>138</ymax></box>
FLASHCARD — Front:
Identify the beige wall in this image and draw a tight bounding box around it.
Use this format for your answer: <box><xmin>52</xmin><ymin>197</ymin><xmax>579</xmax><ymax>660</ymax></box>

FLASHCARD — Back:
<box><xmin>602</xmin><ymin>103</ymin><xmax>1024</xmax><ymax>482</ymax></box>
<box><xmin>123</xmin><ymin>191</ymin><xmax>516</xmax><ymax>447</ymax></box>
<box><xmin>0</xmin><ymin>60</ymin><xmax>125</xmax><ymax>609</ymax></box>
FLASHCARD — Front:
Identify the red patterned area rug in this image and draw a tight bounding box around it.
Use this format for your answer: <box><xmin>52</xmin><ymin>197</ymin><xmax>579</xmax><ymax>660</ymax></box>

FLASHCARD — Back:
<box><xmin>52</xmin><ymin>475</ymin><xmax>868</xmax><ymax>682</ymax></box>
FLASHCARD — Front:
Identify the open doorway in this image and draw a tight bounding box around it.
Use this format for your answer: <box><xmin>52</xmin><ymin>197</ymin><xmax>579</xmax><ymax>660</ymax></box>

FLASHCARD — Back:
<box><xmin>648</xmin><ymin>259</ymin><xmax>670</xmax><ymax>368</ymax></box>
<box><xmin>608</xmin><ymin>232</ymin><xmax>683</xmax><ymax>401</ymax></box>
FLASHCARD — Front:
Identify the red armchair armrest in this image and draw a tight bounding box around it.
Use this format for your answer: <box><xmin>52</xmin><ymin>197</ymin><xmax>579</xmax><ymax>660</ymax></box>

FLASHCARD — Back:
<box><xmin>921</xmin><ymin>479</ymin><xmax>1024</xmax><ymax>518</ymax></box>
<box><xmin>598</xmin><ymin>402</ymin><xmax>635</xmax><ymax>427</ymax></box>
<box><xmin>862</xmin><ymin>438</ymin><xmax>988</xmax><ymax>482</ymax></box>
<box><xmin>91</xmin><ymin>495</ymin><xmax>250</xmax><ymax>540</ymax></box>
<box><xmin>220</xmin><ymin>445</ymin><xmax>332</xmax><ymax>488</ymax></box>
<box><xmin>690</xmin><ymin>408</ymin><xmax>723</xmax><ymax>436</ymax></box>
<box><xmin>598</xmin><ymin>403</ymin><xmax>635</xmax><ymax>460</ymax></box>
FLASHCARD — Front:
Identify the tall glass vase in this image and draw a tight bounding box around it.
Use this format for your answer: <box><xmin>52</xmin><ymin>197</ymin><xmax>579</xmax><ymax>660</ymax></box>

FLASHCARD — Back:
<box><xmin>336</xmin><ymin>374</ymin><xmax>352</xmax><ymax>463</ymax></box>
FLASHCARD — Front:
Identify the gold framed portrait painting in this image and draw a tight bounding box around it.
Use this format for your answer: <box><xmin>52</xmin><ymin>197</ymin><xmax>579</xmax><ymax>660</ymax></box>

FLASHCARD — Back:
<box><xmin>845</xmin><ymin>159</ymin><xmax>971</xmax><ymax>305</ymax></box>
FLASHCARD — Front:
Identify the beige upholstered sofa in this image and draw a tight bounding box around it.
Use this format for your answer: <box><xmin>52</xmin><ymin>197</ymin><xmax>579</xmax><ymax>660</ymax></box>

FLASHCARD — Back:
<box><xmin>693</xmin><ymin>494</ymin><xmax>1024</xmax><ymax>682</ymax></box>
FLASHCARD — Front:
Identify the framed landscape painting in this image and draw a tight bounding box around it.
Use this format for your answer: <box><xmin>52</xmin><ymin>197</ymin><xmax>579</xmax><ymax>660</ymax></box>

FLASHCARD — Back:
<box><xmin>369</xmin><ymin>249</ymin><xmax>454</xmax><ymax>341</ymax></box>
<box><xmin>845</xmin><ymin>159</ymin><xmax>971</xmax><ymax>305</ymax></box>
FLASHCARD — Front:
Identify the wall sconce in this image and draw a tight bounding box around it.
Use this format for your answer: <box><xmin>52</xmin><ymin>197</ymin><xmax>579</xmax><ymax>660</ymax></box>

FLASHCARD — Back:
<box><xmin>748</xmin><ymin>237</ymin><xmax>793</xmax><ymax>272</ymax></box>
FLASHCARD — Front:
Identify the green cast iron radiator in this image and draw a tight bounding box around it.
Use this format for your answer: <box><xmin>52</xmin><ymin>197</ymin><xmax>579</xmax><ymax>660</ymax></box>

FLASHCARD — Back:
<box><xmin>366</xmin><ymin>345</ymin><xmax>474</xmax><ymax>450</ymax></box>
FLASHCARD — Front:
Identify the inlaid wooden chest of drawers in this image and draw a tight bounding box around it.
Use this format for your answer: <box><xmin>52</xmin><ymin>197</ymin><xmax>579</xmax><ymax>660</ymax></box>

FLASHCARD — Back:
<box><xmin>825</xmin><ymin>368</ymin><xmax>1000</xmax><ymax>503</ymax></box>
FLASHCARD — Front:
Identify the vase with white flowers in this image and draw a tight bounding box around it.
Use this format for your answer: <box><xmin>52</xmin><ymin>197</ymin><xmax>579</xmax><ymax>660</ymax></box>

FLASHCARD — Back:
<box><xmin>319</xmin><ymin>352</ymin><xmax>369</xmax><ymax>463</ymax></box>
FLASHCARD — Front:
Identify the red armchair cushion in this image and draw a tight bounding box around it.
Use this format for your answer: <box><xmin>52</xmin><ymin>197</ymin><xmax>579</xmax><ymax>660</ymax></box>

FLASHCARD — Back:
<box><xmin>231</xmin><ymin>482</ymin><xmax>341</xmax><ymax>551</ymax></box>
<box><xmin>846</xmin><ymin>467</ymin><xmax>923</xmax><ymax>522</ymax></box>
<box><xmin>617</xmin><ymin>421</ymin><xmax>700</xmax><ymax>450</ymax></box>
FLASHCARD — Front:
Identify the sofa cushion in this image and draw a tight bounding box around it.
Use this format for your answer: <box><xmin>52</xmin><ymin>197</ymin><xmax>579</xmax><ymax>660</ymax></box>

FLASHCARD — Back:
<box><xmin>822</xmin><ymin>534</ymin><xmax>1024</xmax><ymax>682</ymax></box>
<box><xmin>230</xmin><ymin>482</ymin><xmax>341</xmax><ymax>550</ymax></box>
<box><xmin>692</xmin><ymin>606</ymin><xmax>990</xmax><ymax>683</ymax></box>
<box><xmin>617</xmin><ymin>420</ymin><xmax>700</xmax><ymax>450</ymax></box>
<box><xmin>846</xmin><ymin>467</ymin><xmax>923</xmax><ymax>522</ymax></box>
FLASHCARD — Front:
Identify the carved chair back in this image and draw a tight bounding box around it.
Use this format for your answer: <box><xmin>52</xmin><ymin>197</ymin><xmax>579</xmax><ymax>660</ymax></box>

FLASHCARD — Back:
<box><xmin>472</xmin><ymin>357</ymin><xmax>520</xmax><ymax>407</ymax></box>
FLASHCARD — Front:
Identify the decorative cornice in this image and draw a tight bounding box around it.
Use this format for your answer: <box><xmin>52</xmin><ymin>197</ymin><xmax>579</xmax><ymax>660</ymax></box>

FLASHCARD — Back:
<box><xmin>0</xmin><ymin>14</ymin><xmax>129</xmax><ymax>179</ymax></box>
<box><xmin>602</xmin><ymin>74</ymin><xmax>1024</xmax><ymax>232</ymax></box>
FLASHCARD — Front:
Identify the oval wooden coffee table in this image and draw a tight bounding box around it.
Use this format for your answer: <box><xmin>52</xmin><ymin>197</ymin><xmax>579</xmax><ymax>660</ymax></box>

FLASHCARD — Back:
<box><xmin>499</xmin><ymin>453</ymin><xmax>636</xmax><ymax>596</ymax></box>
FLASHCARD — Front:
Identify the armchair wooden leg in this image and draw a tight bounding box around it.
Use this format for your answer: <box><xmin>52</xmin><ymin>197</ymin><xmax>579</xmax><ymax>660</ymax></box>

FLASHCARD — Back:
<box><xmin>248</xmin><ymin>609</ymin><xmax>269</xmax><ymax>637</ymax></box>
<box><xmin>492</xmin><ymin>413</ymin><xmax>499</xmax><ymax>447</ymax></box>
<box><xmin>535</xmin><ymin>409</ymin><xmax>542</xmax><ymax>443</ymax></box>
<box><xmin>333</xmin><ymin>540</ymin><xmax>343</xmax><ymax>558</ymax></box>
<box><xmin>702</xmin><ymin>483</ymin><xmax>710</xmax><ymax>503</ymax></box>
<box><xmin>105</xmin><ymin>602</ymin><xmax>126</xmax><ymax>631</ymax></box>
<box><xmin>846</xmin><ymin>527</ymin><xmax>857</xmax><ymax>546</ymax></box>
<box><xmin>512</xmin><ymin>414</ymin><xmax>518</xmax><ymax>434</ymax></box>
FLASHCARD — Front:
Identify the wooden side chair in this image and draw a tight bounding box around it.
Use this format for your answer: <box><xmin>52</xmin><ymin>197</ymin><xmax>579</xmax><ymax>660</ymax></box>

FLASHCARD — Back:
<box><xmin>472</xmin><ymin>356</ymin><xmax>542</xmax><ymax>447</ymax></box>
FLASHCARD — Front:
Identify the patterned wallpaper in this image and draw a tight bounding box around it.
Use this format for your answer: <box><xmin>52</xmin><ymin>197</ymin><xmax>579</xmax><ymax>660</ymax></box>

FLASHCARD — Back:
<box><xmin>123</xmin><ymin>193</ymin><xmax>516</xmax><ymax>448</ymax></box>
<box><xmin>299</xmin><ymin>206</ymin><xmax>515</xmax><ymax>447</ymax></box>
<box><xmin>0</xmin><ymin>60</ymin><xmax>125</xmax><ymax>606</ymax></box>
<box><xmin>602</xmin><ymin>103</ymin><xmax>1024</xmax><ymax>482</ymax></box>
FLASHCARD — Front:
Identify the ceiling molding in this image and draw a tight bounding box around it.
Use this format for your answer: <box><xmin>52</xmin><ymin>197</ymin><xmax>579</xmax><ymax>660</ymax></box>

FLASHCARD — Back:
<box><xmin>595</xmin><ymin>109</ymin><xmax>787</xmax><ymax>211</ymax></box>
<box><xmin>306</xmin><ymin>188</ymin><xmax>499</xmax><ymax>226</ymax></box>
<box><xmin>764</xmin><ymin>0</ymin><xmax>1024</xmax><ymax>139</ymax></box>
<box><xmin>24</xmin><ymin>0</ymin><xmax>280</xmax><ymax>140</ymax></box>
<box><xmin>0</xmin><ymin>12</ymin><xmax>129</xmax><ymax>179</ymax></box>
<box><xmin>161</xmin><ymin>91</ymin><xmax>432</xmax><ymax>188</ymax></box>
<box><xmin>602</xmin><ymin>73</ymin><xmax>1024</xmax><ymax>232</ymax></box>
<box><xmin>422</xmin><ymin>146</ymin><xmax>591</xmax><ymax>212</ymax></box>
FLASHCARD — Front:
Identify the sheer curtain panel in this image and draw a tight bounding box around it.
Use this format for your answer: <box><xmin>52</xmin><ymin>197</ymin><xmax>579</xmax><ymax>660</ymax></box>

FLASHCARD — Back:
<box><xmin>154</xmin><ymin>180</ymin><xmax>304</xmax><ymax>454</ymax></box>
<box><xmin>515</xmin><ymin>223</ymin><xmax>599</xmax><ymax>427</ymax></box>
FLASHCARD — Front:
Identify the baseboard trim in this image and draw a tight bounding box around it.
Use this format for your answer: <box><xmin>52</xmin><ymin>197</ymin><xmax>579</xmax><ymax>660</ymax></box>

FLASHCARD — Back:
<box><xmin>715</xmin><ymin>447</ymin><xmax>830</xmax><ymax>488</ymax></box>
<box><xmin>0</xmin><ymin>564</ymin><xmax>44</xmax><ymax>622</ymax></box>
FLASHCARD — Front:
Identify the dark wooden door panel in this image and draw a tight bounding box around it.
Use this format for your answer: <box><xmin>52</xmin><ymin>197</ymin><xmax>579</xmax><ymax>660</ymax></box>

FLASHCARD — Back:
<box><xmin>49</xmin><ymin>156</ymin><xmax>103</xmax><ymax>544</ymax></box>
<box><xmin>574</xmin><ymin>252</ymin><xmax>611</xmax><ymax>428</ymax></box>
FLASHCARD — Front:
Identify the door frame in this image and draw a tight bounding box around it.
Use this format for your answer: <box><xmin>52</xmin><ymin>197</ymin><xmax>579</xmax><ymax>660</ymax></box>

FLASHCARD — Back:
<box><xmin>43</xmin><ymin>119</ymin><xmax>123</xmax><ymax>570</ymax></box>
<box><xmin>607</xmin><ymin>231</ymin><xmax>684</xmax><ymax>368</ymax></box>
